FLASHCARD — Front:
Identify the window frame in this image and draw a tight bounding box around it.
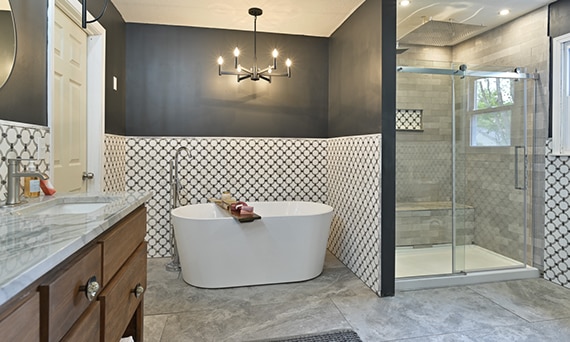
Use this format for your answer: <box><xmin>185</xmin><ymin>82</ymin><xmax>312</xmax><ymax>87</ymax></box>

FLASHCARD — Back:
<box><xmin>552</xmin><ymin>32</ymin><xmax>570</xmax><ymax>156</ymax></box>
<box><xmin>469</xmin><ymin>77</ymin><xmax>515</xmax><ymax>148</ymax></box>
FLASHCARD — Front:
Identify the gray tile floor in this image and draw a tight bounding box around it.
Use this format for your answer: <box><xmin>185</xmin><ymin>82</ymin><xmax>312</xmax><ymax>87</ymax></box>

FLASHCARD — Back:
<box><xmin>144</xmin><ymin>253</ymin><xmax>570</xmax><ymax>342</ymax></box>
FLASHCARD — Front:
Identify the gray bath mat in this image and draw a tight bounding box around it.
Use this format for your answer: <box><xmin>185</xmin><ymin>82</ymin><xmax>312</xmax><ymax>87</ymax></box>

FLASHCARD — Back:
<box><xmin>248</xmin><ymin>329</ymin><xmax>363</xmax><ymax>342</ymax></box>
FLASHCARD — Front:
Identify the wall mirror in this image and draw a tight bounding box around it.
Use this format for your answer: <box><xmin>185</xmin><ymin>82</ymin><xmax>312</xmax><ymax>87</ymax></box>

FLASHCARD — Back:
<box><xmin>0</xmin><ymin>0</ymin><xmax>15</xmax><ymax>88</ymax></box>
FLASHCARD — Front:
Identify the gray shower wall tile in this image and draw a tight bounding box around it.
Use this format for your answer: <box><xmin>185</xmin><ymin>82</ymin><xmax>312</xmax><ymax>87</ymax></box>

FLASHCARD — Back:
<box><xmin>396</xmin><ymin>141</ymin><xmax>452</xmax><ymax>203</ymax></box>
<box><xmin>0</xmin><ymin>120</ymin><xmax>51</xmax><ymax>202</ymax></box>
<box><xmin>396</xmin><ymin>205</ymin><xmax>475</xmax><ymax>247</ymax></box>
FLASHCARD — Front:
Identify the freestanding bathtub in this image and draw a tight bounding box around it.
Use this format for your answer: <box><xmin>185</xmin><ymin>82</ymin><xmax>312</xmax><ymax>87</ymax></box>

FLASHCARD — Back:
<box><xmin>171</xmin><ymin>201</ymin><xmax>334</xmax><ymax>288</ymax></box>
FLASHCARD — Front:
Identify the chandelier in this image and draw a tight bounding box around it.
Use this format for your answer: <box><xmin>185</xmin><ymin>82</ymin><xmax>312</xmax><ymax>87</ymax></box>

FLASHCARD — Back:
<box><xmin>217</xmin><ymin>8</ymin><xmax>292</xmax><ymax>83</ymax></box>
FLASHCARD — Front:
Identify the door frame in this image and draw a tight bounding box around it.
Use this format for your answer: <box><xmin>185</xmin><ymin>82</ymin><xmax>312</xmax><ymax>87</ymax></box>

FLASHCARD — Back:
<box><xmin>47</xmin><ymin>0</ymin><xmax>106</xmax><ymax>192</ymax></box>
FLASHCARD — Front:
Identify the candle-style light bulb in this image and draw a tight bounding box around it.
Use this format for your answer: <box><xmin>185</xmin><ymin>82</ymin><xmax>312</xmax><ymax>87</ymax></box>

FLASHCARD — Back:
<box><xmin>233</xmin><ymin>48</ymin><xmax>240</xmax><ymax>69</ymax></box>
<box><xmin>272</xmin><ymin>49</ymin><xmax>279</xmax><ymax>58</ymax></box>
<box><xmin>286</xmin><ymin>58</ymin><xmax>292</xmax><ymax>67</ymax></box>
<box><xmin>217</xmin><ymin>56</ymin><xmax>224</xmax><ymax>76</ymax></box>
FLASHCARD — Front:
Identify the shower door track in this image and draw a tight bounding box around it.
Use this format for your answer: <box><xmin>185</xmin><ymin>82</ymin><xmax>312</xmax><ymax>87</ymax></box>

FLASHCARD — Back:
<box><xmin>396</xmin><ymin>66</ymin><xmax>539</xmax><ymax>80</ymax></box>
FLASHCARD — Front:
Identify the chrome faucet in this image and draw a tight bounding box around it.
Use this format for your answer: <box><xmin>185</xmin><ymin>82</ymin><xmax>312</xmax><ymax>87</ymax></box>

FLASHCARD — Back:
<box><xmin>166</xmin><ymin>146</ymin><xmax>190</xmax><ymax>272</ymax></box>
<box><xmin>4</xmin><ymin>159</ymin><xmax>49</xmax><ymax>206</ymax></box>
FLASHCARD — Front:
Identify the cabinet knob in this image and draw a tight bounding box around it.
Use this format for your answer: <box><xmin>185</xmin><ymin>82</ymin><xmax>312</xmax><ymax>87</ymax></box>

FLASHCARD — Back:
<box><xmin>132</xmin><ymin>283</ymin><xmax>144</xmax><ymax>298</ymax></box>
<box><xmin>79</xmin><ymin>276</ymin><xmax>100</xmax><ymax>301</ymax></box>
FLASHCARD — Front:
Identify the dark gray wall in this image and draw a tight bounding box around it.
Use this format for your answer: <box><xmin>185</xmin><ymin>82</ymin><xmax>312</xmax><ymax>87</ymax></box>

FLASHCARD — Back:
<box><xmin>87</xmin><ymin>0</ymin><xmax>127</xmax><ymax>135</ymax></box>
<box><xmin>549</xmin><ymin>0</ymin><xmax>570</xmax><ymax>38</ymax></box>
<box><xmin>125</xmin><ymin>24</ymin><xmax>329</xmax><ymax>137</ymax></box>
<box><xmin>328</xmin><ymin>0</ymin><xmax>382</xmax><ymax>137</ymax></box>
<box><xmin>0</xmin><ymin>0</ymin><xmax>126</xmax><ymax>131</ymax></box>
<box><xmin>0</xmin><ymin>0</ymin><xmax>47</xmax><ymax>125</ymax></box>
<box><xmin>380</xmin><ymin>0</ymin><xmax>396</xmax><ymax>297</ymax></box>
<box><xmin>0</xmin><ymin>11</ymin><xmax>15</xmax><ymax>86</ymax></box>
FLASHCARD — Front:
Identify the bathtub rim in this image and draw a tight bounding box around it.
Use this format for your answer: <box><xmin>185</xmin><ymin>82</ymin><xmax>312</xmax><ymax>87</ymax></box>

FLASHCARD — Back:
<box><xmin>171</xmin><ymin>201</ymin><xmax>334</xmax><ymax>221</ymax></box>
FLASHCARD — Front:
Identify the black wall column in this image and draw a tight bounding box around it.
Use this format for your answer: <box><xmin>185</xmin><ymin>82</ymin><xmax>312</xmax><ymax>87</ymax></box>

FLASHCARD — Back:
<box><xmin>380</xmin><ymin>0</ymin><xmax>396</xmax><ymax>297</ymax></box>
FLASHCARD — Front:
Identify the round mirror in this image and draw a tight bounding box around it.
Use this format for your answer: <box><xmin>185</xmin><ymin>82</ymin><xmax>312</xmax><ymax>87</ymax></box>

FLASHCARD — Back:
<box><xmin>0</xmin><ymin>0</ymin><xmax>15</xmax><ymax>88</ymax></box>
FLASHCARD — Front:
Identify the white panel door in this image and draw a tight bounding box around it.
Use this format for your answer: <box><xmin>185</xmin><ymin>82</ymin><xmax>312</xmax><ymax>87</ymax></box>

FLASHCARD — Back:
<box><xmin>53</xmin><ymin>7</ymin><xmax>87</xmax><ymax>193</ymax></box>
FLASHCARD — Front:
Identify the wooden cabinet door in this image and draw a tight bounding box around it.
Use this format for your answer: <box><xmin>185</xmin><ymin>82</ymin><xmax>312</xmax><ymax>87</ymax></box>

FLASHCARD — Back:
<box><xmin>39</xmin><ymin>244</ymin><xmax>102</xmax><ymax>342</ymax></box>
<box><xmin>0</xmin><ymin>292</ymin><xmax>40</xmax><ymax>342</ymax></box>
<box><xmin>99</xmin><ymin>242</ymin><xmax>147</xmax><ymax>342</ymax></box>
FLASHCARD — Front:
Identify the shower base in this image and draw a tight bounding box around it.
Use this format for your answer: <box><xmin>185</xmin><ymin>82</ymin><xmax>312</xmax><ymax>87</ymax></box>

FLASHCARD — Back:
<box><xmin>395</xmin><ymin>244</ymin><xmax>539</xmax><ymax>291</ymax></box>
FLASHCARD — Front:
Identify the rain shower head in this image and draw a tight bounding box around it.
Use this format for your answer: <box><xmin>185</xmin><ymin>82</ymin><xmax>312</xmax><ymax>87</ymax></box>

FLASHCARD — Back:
<box><xmin>399</xmin><ymin>19</ymin><xmax>486</xmax><ymax>47</ymax></box>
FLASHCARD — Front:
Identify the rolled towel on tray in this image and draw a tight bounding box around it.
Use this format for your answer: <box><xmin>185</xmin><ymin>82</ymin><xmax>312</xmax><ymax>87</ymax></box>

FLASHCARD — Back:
<box><xmin>230</xmin><ymin>201</ymin><xmax>254</xmax><ymax>215</ymax></box>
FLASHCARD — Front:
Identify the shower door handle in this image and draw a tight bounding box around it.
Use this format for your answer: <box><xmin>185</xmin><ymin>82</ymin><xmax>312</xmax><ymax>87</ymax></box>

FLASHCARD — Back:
<box><xmin>514</xmin><ymin>146</ymin><xmax>527</xmax><ymax>190</ymax></box>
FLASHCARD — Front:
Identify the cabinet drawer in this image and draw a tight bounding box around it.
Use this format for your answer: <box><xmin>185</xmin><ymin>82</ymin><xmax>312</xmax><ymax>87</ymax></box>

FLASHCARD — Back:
<box><xmin>99</xmin><ymin>206</ymin><xmax>146</xmax><ymax>286</ymax></box>
<box><xmin>61</xmin><ymin>301</ymin><xmax>100</xmax><ymax>342</ymax></box>
<box><xmin>100</xmin><ymin>242</ymin><xmax>147</xmax><ymax>342</ymax></box>
<box><xmin>39</xmin><ymin>244</ymin><xmax>102</xmax><ymax>342</ymax></box>
<box><xmin>0</xmin><ymin>292</ymin><xmax>39</xmax><ymax>342</ymax></box>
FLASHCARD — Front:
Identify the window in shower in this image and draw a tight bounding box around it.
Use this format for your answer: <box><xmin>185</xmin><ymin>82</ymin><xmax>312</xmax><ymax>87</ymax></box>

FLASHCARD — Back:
<box><xmin>470</xmin><ymin>77</ymin><xmax>514</xmax><ymax>147</ymax></box>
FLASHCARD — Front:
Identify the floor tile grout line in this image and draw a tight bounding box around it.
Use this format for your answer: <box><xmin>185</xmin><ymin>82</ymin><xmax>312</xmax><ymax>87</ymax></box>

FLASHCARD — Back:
<box><xmin>466</xmin><ymin>284</ymin><xmax>536</xmax><ymax>324</ymax></box>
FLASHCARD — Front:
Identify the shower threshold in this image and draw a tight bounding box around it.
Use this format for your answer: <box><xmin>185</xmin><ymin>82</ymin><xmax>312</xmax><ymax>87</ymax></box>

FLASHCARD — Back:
<box><xmin>395</xmin><ymin>244</ymin><xmax>539</xmax><ymax>291</ymax></box>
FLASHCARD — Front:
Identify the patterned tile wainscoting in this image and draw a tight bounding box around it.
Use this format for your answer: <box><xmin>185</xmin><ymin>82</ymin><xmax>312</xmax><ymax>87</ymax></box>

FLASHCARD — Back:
<box><xmin>0</xmin><ymin>120</ymin><xmax>51</xmax><ymax>202</ymax></box>
<box><xmin>326</xmin><ymin>134</ymin><xmax>381</xmax><ymax>293</ymax></box>
<box><xmin>103</xmin><ymin>134</ymin><xmax>127</xmax><ymax>193</ymax></box>
<box><xmin>544</xmin><ymin>139</ymin><xmax>570</xmax><ymax>289</ymax></box>
<box><xmin>125</xmin><ymin>137</ymin><xmax>328</xmax><ymax>257</ymax></box>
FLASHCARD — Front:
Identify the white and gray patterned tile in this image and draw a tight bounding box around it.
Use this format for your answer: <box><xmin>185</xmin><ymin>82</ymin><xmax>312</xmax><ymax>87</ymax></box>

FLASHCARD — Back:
<box><xmin>326</xmin><ymin>134</ymin><xmax>381</xmax><ymax>294</ymax></box>
<box><xmin>103</xmin><ymin>134</ymin><xmax>126</xmax><ymax>192</ymax></box>
<box><xmin>125</xmin><ymin>137</ymin><xmax>328</xmax><ymax>258</ymax></box>
<box><xmin>545</xmin><ymin>138</ymin><xmax>570</xmax><ymax>289</ymax></box>
<box><xmin>0</xmin><ymin>120</ymin><xmax>50</xmax><ymax>202</ymax></box>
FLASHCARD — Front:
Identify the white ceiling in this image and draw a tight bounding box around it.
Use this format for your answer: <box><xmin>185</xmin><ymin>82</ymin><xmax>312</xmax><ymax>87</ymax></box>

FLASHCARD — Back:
<box><xmin>112</xmin><ymin>0</ymin><xmax>556</xmax><ymax>40</ymax></box>
<box><xmin>112</xmin><ymin>0</ymin><xmax>365</xmax><ymax>37</ymax></box>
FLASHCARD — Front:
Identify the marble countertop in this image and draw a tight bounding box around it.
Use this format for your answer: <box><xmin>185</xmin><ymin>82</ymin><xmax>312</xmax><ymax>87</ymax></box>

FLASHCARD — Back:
<box><xmin>0</xmin><ymin>191</ymin><xmax>151</xmax><ymax>306</ymax></box>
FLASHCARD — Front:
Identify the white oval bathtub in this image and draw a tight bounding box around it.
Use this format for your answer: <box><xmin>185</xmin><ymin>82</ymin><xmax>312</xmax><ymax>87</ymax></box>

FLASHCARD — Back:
<box><xmin>171</xmin><ymin>201</ymin><xmax>334</xmax><ymax>288</ymax></box>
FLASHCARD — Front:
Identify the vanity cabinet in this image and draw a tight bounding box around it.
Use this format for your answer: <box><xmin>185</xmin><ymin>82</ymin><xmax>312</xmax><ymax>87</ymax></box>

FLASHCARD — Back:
<box><xmin>39</xmin><ymin>244</ymin><xmax>102</xmax><ymax>341</ymax></box>
<box><xmin>0</xmin><ymin>204</ymin><xmax>147</xmax><ymax>342</ymax></box>
<box><xmin>0</xmin><ymin>292</ymin><xmax>40</xmax><ymax>341</ymax></box>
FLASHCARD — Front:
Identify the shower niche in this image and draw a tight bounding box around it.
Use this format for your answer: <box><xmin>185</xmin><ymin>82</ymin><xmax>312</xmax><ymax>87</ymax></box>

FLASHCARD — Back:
<box><xmin>395</xmin><ymin>59</ymin><xmax>539</xmax><ymax>286</ymax></box>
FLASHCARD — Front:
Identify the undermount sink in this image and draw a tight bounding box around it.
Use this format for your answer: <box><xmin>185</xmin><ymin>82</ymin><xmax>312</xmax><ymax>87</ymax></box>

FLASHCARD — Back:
<box><xmin>30</xmin><ymin>202</ymin><xmax>109</xmax><ymax>215</ymax></box>
<box><xmin>11</xmin><ymin>196</ymin><xmax>116</xmax><ymax>217</ymax></box>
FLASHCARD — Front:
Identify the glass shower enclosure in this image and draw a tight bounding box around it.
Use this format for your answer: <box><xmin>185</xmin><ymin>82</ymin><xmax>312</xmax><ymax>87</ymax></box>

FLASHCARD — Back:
<box><xmin>395</xmin><ymin>62</ymin><xmax>538</xmax><ymax>279</ymax></box>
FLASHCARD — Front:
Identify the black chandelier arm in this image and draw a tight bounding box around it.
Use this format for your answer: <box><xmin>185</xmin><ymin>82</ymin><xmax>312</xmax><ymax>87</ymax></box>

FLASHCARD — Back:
<box><xmin>82</xmin><ymin>0</ymin><xmax>109</xmax><ymax>28</ymax></box>
<box><xmin>219</xmin><ymin>70</ymin><xmax>250</xmax><ymax>77</ymax></box>
<box><xmin>263</xmin><ymin>71</ymin><xmax>291</xmax><ymax>78</ymax></box>
<box><xmin>238</xmin><ymin>75</ymin><xmax>252</xmax><ymax>82</ymax></box>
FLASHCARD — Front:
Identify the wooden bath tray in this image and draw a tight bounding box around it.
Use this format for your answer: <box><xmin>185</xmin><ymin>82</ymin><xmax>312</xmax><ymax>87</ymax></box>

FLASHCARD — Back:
<box><xmin>208</xmin><ymin>198</ymin><xmax>262</xmax><ymax>223</ymax></box>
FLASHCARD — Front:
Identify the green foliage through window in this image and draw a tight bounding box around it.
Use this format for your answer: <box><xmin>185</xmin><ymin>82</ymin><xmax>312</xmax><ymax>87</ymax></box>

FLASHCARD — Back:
<box><xmin>471</xmin><ymin>77</ymin><xmax>513</xmax><ymax>147</ymax></box>
<box><xmin>471</xmin><ymin>111</ymin><xmax>511</xmax><ymax>146</ymax></box>
<box><xmin>475</xmin><ymin>78</ymin><xmax>514</xmax><ymax>110</ymax></box>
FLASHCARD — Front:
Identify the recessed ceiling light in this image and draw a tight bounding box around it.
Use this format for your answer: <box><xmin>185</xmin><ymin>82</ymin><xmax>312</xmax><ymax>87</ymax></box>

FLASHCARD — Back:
<box><xmin>400</xmin><ymin>0</ymin><xmax>411</xmax><ymax>6</ymax></box>
<box><xmin>499</xmin><ymin>9</ymin><xmax>510</xmax><ymax>16</ymax></box>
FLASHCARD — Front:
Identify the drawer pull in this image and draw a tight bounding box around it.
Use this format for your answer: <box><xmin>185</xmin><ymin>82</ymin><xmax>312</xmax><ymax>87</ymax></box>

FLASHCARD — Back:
<box><xmin>132</xmin><ymin>284</ymin><xmax>144</xmax><ymax>298</ymax></box>
<box><xmin>79</xmin><ymin>276</ymin><xmax>100</xmax><ymax>302</ymax></box>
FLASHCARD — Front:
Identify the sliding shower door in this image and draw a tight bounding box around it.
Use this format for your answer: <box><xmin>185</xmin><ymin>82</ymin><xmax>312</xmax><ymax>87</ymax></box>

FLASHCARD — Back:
<box><xmin>395</xmin><ymin>62</ymin><xmax>467</xmax><ymax>278</ymax></box>
<box><xmin>395</xmin><ymin>63</ymin><xmax>535</xmax><ymax>278</ymax></box>
<box><xmin>456</xmin><ymin>66</ymin><xmax>533</xmax><ymax>272</ymax></box>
